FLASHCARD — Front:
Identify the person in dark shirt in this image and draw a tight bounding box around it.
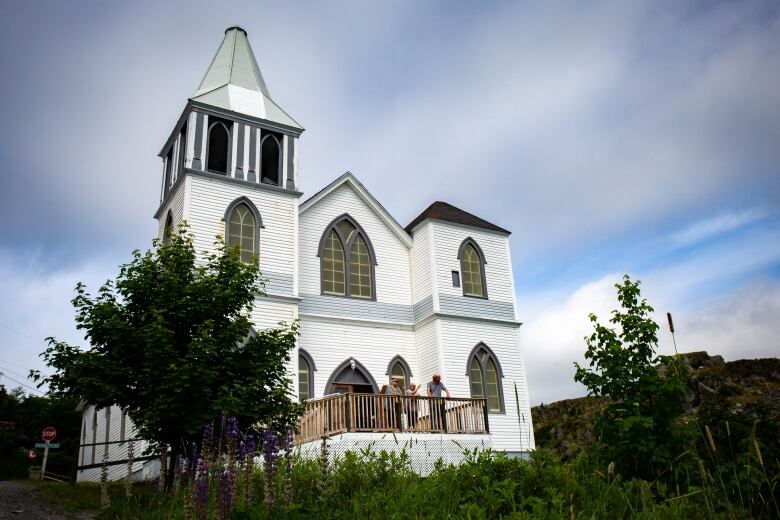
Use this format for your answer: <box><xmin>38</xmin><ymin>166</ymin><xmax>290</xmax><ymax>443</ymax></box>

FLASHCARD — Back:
<box><xmin>426</xmin><ymin>372</ymin><xmax>451</xmax><ymax>430</ymax></box>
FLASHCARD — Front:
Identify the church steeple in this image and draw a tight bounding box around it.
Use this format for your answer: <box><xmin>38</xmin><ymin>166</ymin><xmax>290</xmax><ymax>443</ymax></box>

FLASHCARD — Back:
<box><xmin>156</xmin><ymin>26</ymin><xmax>303</xmax><ymax>209</ymax></box>
<box><xmin>191</xmin><ymin>26</ymin><xmax>302</xmax><ymax>131</ymax></box>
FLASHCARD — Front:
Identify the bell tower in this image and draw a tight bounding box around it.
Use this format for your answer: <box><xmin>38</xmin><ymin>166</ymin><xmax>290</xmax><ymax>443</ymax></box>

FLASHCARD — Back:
<box><xmin>154</xmin><ymin>26</ymin><xmax>304</xmax><ymax>329</ymax></box>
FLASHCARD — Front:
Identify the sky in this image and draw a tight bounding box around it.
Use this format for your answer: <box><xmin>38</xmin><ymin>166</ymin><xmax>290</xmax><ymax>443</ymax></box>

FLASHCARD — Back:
<box><xmin>0</xmin><ymin>1</ymin><xmax>778</xmax><ymax>405</ymax></box>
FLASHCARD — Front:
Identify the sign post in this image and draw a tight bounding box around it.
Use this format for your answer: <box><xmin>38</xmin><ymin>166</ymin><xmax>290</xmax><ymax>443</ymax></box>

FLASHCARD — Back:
<box><xmin>40</xmin><ymin>427</ymin><xmax>57</xmax><ymax>478</ymax></box>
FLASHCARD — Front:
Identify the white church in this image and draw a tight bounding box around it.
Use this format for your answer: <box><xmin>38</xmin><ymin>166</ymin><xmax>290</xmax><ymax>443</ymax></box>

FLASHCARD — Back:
<box><xmin>77</xmin><ymin>27</ymin><xmax>534</xmax><ymax>481</ymax></box>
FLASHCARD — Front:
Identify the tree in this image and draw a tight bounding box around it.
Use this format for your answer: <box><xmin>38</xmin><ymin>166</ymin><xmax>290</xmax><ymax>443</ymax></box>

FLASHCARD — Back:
<box><xmin>32</xmin><ymin>226</ymin><xmax>301</xmax><ymax>486</ymax></box>
<box><xmin>574</xmin><ymin>275</ymin><xmax>687</xmax><ymax>477</ymax></box>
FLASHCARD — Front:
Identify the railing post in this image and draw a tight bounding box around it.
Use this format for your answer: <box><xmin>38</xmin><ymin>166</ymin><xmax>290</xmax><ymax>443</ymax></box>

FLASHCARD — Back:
<box><xmin>345</xmin><ymin>394</ymin><xmax>352</xmax><ymax>432</ymax></box>
<box><xmin>482</xmin><ymin>399</ymin><xmax>490</xmax><ymax>433</ymax></box>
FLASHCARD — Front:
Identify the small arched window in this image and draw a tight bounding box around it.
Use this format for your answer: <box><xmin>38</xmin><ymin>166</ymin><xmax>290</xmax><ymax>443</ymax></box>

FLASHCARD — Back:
<box><xmin>458</xmin><ymin>238</ymin><xmax>487</xmax><ymax>298</ymax></box>
<box><xmin>207</xmin><ymin>120</ymin><xmax>231</xmax><ymax>174</ymax></box>
<box><xmin>298</xmin><ymin>349</ymin><xmax>316</xmax><ymax>402</ymax></box>
<box><xmin>162</xmin><ymin>211</ymin><xmax>173</xmax><ymax>246</ymax></box>
<box><xmin>224</xmin><ymin>198</ymin><xmax>262</xmax><ymax>264</ymax></box>
<box><xmin>318</xmin><ymin>215</ymin><xmax>377</xmax><ymax>299</ymax></box>
<box><xmin>467</xmin><ymin>343</ymin><xmax>504</xmax><ymax>413</ymax></box>
<box><xmin>386</xmin><ymin>355</ymin><xmax>412</xmax><ymax>394</ymax></box>
<box><xmin>260</xmin><ymin>134</ymin><xmax>281</xmax><ymax>185</ymax></box>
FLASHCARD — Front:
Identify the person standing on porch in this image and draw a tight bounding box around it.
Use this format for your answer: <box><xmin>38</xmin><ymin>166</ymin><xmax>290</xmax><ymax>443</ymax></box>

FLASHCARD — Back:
<box><xmin>406</xmin><ymin>383</ymin><xmax>420</xmax><ymax>430</ymax></box>
<box><xmin>383</xmin><ymin>377</ymin><xmax>403</xmax><ymax>429</ymax></box>
<box><xmin>427</xmin><ymin>372</ymin><xmax>450</xmax><ymax>431</ymax></box>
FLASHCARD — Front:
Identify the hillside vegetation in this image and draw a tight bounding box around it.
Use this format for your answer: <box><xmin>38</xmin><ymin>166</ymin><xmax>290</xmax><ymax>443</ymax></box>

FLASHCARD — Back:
<box><xmin>533</xmin><ymin>352</ymin><xmax>780</xmax><ymax>461</ymax></box>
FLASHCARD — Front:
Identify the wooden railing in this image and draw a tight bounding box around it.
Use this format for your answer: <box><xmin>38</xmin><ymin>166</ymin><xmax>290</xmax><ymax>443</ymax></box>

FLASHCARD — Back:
<box><xmin>295</xmin><ymin>393</ymin><xmax>489</xmax><ymax>445</ymax></box>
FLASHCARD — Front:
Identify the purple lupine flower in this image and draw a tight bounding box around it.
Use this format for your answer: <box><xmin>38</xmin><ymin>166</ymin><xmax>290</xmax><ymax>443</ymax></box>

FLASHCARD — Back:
<box><xmin>193</xmin><ymin>458</ymin><xmax>210</xmax><ymax>520</ymax></box>
<box><xmin>217</xmin><ymin>464</ymin><xmax>237</xmax><ymax>520</ymax></box>
<box><xmin>280</xmin><ymin>428</ymin><xmax>294</xmax><ymax>505</ymax></box>
<box><xmin>201</xmin><ymin>423</ymin><xmax>214</xmax><ymax>462</ymax></box>
<box><xmin>241</xmin><ymin>433</ymin><xmax>256</xmax><ymax>504</ymax></box>
<box><xmin>262</xmin><ymin>429</ymin><xmax>279</xmax><ymax>507</ymax></box>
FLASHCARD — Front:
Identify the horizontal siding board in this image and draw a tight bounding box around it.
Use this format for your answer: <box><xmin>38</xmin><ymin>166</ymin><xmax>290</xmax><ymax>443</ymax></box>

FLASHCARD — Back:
<box><xmin>438</xmin><ymin>295</ymin><xmax>515</xmax><ymax>321</ymax></box>
<box><xmin>300</xmin><ymin>294</ymin><xmax>413</xmax><ymax>323</ymax></box>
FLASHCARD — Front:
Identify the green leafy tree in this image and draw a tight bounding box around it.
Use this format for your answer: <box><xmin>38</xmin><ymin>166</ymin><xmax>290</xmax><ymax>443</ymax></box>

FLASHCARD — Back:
<box><xmin>32</xmin><ymin>226</ymin><xmax>300</xmax><ymax>485</ymax></box>
<box><xmin>574</xmin><ymin>275</ymin><xmax>687</xmax><ymax>477</ymax></box>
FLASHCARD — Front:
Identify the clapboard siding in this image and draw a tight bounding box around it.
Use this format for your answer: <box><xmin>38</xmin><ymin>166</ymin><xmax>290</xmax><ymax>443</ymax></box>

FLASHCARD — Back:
<box><xmin>250</xmin><ymin>296</ymin><xmax>297</xmax><ymax>329</ymax></box>
<box><xmin>299</xmin><ymin>183</ymin><xmax>412</xmax><ymax>307</ymax></box>
<box><xmin>187</xmin><ymin>174</ymin><xmax>297</xmax><ymax>297</ymax></box>
<box><xmin>300</xmin><ymin>294</ymin><xmax>413</xmax><ymax>323</ymax></box>
<box><xmin>410</xmin><ymin>221</ymin><xmax>435</xmax><ymax>319</ymax></box>
<box><xmin>297</xmin><ymin>317</ymin><xmax>417</xmax><ymax>399</ymax></box>
<box><xmin>413</xmin><ymin>319</ymin><xmax>440</xmax><ymax>386</ymax></box>
<box><xmin>437</xmin><ymin>319</ymin><xmax>533</xmax><ymax>452</ymax></box>
<box><xmin>156</xmin><ymin>179</ymin><xmax>187</xmax><ymax>239</ymax></box>
<box><xmin>431</xmin><ymin>221</ymin><xmax>516</xmax><ymax>319</ymax></box>
<box><xmin>77</xmin><ymin>405</ymin><xmax>150</xmax><ymax>483</ymax></box>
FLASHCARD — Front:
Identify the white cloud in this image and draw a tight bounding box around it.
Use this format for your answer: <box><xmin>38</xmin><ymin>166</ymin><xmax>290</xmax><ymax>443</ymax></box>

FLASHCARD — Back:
<box><xmin>0</xmin><ymin>250</ymin><xmax>117</xmax><ymax>392</ymax></box>
<box><xmin>669</xmin><ymin>208</ymin><xmax>769</xmax><ymax>247</ymax></box>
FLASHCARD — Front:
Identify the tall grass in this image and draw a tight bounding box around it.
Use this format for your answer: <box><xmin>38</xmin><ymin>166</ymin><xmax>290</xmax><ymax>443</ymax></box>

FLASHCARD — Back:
<box><xmin>91</xmin><ymin>434</ymin><xmax>778</xmax><ymax>520</ymax></box>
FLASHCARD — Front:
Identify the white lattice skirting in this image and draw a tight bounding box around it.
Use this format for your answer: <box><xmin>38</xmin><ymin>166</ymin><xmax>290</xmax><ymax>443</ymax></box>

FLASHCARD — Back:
<box><xmin>294</xmin><ymin>432</ymin><xmax>493</xmax><ymax>476</ymax></box>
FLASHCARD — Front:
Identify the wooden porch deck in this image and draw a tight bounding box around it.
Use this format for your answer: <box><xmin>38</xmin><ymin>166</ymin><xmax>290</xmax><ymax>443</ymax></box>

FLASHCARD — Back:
<box><xmin>295</xmin><ymin>393</ymin><xmax>489</xmax><ymax>445</ymax></box>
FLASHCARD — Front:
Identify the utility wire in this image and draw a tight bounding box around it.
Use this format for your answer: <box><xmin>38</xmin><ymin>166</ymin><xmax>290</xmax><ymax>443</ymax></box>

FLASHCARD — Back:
<box><xmin>0</xmin><ymin>321</ymin><xmax>45</xmax><ymax>346</ymax></box>
<box><xmin>0</xmin><ymin>371</ymin><xmax>44</xmax><ymax>395</ymax></box>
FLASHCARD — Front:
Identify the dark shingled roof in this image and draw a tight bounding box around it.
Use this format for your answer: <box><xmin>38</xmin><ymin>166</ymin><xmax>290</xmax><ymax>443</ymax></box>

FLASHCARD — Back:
<box><xmin>405</xmin><ymin>201</ymin><xmax>510</xmax><ymax>235</ymax></box>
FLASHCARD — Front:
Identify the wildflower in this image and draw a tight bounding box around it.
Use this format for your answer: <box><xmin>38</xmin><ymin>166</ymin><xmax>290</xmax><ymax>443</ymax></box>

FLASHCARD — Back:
<box><xmin>100</xmin><ymin>452</ymin><xmax>110</xmax><ymax>509</ymax></box>
<box><xmin>240</xmin><ymin>433</ymin><xmax>256</xmax><ymax>504</ymax></box>
<box><xmin>607</xmin><ymin>462</ymin><xmax>615</xmax><ymax>481</ymax></box>
<box><xmin>317</xmin><ymin>435</ymin><xmax>331</xmax><ymax>499</ymax></box>
<box><xmin>194</xmin><ymin>458</ymin><xmax>210</xmax><ymax>520</ymax></box>
<box><xmin>217</xmin><ymin>464</ymin><xmax>237</xmax><ymax>520</ymax></box>
<box><xmin>125</xmin><ymin>439</ymin><xmax>135</xmax><ymax>498</ymax></box>
<box><xmin>262</xmin><ymin>429</ymin><xmax>279</xmax><ymax>508</ymax></box>
<box><xmin>280</xmin><ymin>428</ymin><xmax>294</xmax><ymax>505</ymax></box>
<box><xmin>158</xmin><ymin>442</ymin><xmax>169</xmax><ymax>492</ymax></box>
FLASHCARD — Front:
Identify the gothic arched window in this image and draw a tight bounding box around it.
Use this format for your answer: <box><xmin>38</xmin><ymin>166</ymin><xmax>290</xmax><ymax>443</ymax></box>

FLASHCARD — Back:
<box><xmin>458</xmin><ymin>238</ymin><xmax>487</xmax><ymax>298</ymax></box>
<box><xmin>467</xmin><ymin>343</ymin><xmax>504</xmax><ymax>413</ymax></box>
<box><xmin>386</xmin><ymin>355</ymin><xmax>412</xmax><ymax>394</ymax></box>
<box><xmin>260</xmin><ymin>134</ymin><xmax>281</xmax><ymax>185</ymax></box>
<box><xmin>318</xmin><ymin>214</ymin><xmax>377</xmax><ymax>299</ymax></box>
<box><xmin>298</xmin><ymin>349</ymin><xmax>316</xmax><ymax>402</ymax></box>
<box><xmin>206</xmin><ymin>120</ymin><xmax>231</xmax><ymax>174</ymax></box>
<box><xmin>224</xmin><ymin>197</ymin><xmax>263</xmax><ymax>264</ymax></box>
<box><xmin>162</xmin><ymin>211</ymin><xmax>173</xmax><ymax>246</ymax></box>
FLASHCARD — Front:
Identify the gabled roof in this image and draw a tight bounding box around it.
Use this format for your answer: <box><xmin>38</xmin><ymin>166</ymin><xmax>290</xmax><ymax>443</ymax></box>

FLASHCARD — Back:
<box><xmin>405</xmin><ymin>201</ymin><xmax>511</xmax><ymax>235</ymax></box>
<box><xmin>191</xmin><ymin>27</ymin><xmax>303</xmax><ymax>131</ymax></box>
<box><xmin>300</xmin><ymin>172</ymin><xmax>413</xmax><ymax>248</ymax></box>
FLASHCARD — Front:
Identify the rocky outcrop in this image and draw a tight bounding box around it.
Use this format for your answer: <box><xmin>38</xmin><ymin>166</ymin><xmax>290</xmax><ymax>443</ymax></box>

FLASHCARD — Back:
<box><xmin>532</xmin><ymin>352</ymin><xmax>780</xmax><ymax>459</ymax></box>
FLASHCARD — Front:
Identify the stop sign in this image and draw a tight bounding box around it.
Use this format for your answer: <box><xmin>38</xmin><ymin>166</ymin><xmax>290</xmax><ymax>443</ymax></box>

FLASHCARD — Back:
<box><xmin>41</xmin><ymin>426</ymin><xmax>57</xmax><ymax>442</ymax></box>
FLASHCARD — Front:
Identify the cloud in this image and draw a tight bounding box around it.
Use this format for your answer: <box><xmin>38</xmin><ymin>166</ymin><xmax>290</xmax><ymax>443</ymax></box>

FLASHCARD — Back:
<box><xmin>522</xmin><ymin>220</ymin><xmax>780</xmax><ymax>405</ymax></box>
<box><xmin>0</xmin><ymin>249</ymin><xmax>118</xmax><ymax>392</ymax></box>
<box><xmin>669</xmin><ymin>208</ymin><xmax>770</xmax><ymax>247</ymax></box>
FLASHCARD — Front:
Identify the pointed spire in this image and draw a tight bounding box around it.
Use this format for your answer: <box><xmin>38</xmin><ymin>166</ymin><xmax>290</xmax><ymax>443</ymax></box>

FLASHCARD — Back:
<box><xmin>191</xmin><ymin>27</ymin><xmax>302</xmax><ymax>130</ymax></box>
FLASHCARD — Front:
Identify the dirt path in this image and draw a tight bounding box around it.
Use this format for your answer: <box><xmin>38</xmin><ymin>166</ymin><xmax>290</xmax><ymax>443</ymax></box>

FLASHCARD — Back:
<box><xmin>0</xmin><ymin>481</ymin><xmax>93</xmax><ymax>520</ymax></box>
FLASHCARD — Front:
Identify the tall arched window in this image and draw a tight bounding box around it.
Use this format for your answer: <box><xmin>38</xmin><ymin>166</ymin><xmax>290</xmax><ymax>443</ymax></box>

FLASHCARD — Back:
<box><xmin>260</xmin><ymin>134</ymin><xmax>281</xmax><ymax>185</ymax></box>
<box><xmin>207</xmin><ymin>120</ymin><xmax>231</xmax><ymax>174</ymax></box>
<box><xmin>458</xmin><ymin>238</ymin><xmax>487</xmax><ymax>298</ymax></box>
<box><xmin>162</xmin><ymin>211</ymin><xmax>173</xmax><ymax>246</ymax></box>
<box><xmin>318</xmin><ymin>214</ymin><xmax>377</xmax><ymax>299</ymax></box>
<box><xmin>298</xmin><ymin>349</ymin><xmax>316</xmax><ymax>402</ymax></box>
<box><xmin>386</xmin><ymin>355</ymin><xmax>412</xmax><ymax>394</ymax></box>
<box><xmin>467</xmin><ymin>343</ymin><xmax>504</xmax><ymax>413</ymax></box>
<box><xmin>224</xmin><ymin>198</ymin><xmax>262</xmax><ymax>264</ymax></box>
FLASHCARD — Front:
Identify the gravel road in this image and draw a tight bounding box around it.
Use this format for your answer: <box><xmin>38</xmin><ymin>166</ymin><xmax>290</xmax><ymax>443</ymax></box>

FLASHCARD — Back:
<box><xmin>0</xmin><ymin>481</ymin><xmax>92</xmax><ymax>520</ymax></box>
